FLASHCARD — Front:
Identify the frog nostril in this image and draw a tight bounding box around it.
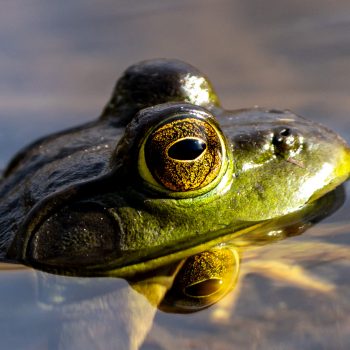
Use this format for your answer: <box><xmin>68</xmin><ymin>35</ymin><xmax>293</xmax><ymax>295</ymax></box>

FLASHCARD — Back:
<box><xmin>167</xmin><ymin>138</ymin><xmax>207</xmax><ymax>161</ymax></box>
<box><xmin>279</xmin><ymin>128</ymin><xmax>291</xmax><ymax>137</ymax></box>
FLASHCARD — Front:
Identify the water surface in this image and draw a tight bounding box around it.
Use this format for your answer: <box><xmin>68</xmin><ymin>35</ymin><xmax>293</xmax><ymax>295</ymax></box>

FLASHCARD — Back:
<box><xmin>1</xmin><ymin>1</ymin><xmax>350</xmax><ymax>349</ymax></box>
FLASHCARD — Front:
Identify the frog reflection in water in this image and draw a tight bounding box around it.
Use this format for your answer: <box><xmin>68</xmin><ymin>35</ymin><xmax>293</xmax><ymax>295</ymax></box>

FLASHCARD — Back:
<box><xmin>0</xmin><ymin>59</ymin><xmax>350</xmax><ymax>315</ymax></box>
<box><xmin>159</xmin><ymin>187</ymin><xmax>345</xmax><ymax>313</ymax></box>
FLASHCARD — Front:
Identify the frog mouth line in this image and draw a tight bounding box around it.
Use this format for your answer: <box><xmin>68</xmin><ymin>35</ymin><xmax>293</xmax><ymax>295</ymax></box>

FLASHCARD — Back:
<box><xmin>11</xmin><ymin>185</ymin><xmax>345</xmax><ymax>278</ymax></box>
<box><xmin>24</xmin><ymin>198</ymin><xmax>262</xmax><ymax>275</ymax></box>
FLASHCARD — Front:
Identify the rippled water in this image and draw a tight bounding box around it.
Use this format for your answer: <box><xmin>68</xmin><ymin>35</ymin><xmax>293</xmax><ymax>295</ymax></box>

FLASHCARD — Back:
<box><xmin>1</xmin><ymin>1</ymin><xmax>350</xmax><ymax>349</ymax></box>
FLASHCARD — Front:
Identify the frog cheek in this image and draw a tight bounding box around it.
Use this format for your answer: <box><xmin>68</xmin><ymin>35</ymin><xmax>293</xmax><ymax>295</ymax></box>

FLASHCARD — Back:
<box><xmin>160</xmin><ymin>248</ymin><xmax>240</xmax><ymax>313</ymax></box>
<box><xmin>26</xmin><ymin>204</ymin><xmax>122</xmax><ymax>269</ymax></box>
<box><xmin>138</xmin><ymin>113</ymin><xmax>228</xmax><ymax>197</ymax></box>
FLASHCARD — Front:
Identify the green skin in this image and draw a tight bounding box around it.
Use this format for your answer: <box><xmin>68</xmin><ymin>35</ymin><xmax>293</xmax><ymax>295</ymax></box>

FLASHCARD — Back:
<box><xmin>0</xmin><ymin>59</ymin><xmax>349</xmax><ymax>280</ymax></box>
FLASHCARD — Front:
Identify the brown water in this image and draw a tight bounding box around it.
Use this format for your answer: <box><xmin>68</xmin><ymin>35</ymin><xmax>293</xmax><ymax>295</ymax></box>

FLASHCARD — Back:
<box><xmin>1</xmin><ymin>1</ymin><xmax>350</xmax><ymax>349</ymax></box>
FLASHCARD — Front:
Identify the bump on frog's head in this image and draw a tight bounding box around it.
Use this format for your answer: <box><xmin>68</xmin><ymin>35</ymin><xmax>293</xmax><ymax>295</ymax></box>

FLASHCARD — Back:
<box><xmin>102</xmin><ymin>59</ymin><xmax>220</xmax><ymax>123</ymax></box>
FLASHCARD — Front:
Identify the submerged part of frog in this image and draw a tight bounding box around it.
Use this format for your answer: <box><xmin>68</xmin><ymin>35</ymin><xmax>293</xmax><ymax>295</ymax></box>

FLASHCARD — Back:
<box><xmin>0</xmin><ymin>59</ymin><xmax>349</xmax><ymax>277</ymax></box>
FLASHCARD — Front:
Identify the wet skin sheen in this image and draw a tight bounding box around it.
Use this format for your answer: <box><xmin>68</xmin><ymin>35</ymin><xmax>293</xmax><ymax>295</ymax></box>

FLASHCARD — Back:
<box><xmin>0</xmin><ymin>59</ymin><xmax>349</xmax><ymax>277</ymax></box>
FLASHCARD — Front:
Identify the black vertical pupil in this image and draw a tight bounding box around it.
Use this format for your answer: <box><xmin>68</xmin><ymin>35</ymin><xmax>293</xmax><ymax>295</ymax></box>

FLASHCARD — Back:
<box><xmin>168</xmin><ymin>138</ymin><xmax>207</xmax><ymax>160</ymax></box>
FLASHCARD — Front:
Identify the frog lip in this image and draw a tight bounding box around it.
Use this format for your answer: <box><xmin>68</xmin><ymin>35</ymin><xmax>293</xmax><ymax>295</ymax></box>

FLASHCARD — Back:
<box><xmin>10</xmin><ymin>184</ymin><xmax>346</xmax><ymax>278</ymax></box>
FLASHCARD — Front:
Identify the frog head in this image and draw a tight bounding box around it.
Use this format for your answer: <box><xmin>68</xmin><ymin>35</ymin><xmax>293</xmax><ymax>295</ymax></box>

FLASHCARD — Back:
<box><xmin>3</xmin><ymin>59</ymin><xmax>350</xmax><ymax>279</ymax></box>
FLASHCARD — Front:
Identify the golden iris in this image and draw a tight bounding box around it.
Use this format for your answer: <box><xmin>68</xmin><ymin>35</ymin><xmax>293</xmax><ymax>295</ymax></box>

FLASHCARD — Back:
<box><xmin>144</xmin><ymin>116</ymin><xmax>224</xmax><ymax>192</ymax></box>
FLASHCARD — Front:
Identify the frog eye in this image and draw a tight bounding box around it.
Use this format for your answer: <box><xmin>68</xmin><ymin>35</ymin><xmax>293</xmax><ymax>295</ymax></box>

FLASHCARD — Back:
<box><xmin>272</xmin><ymin>127</ymin><xmax>302</xmax><ymax>157</ymax></box>
<box><xmin>139</xmin><ymin>113</ymin><xmax>227</xmax><ymax>195</ymax></box>
<box><xmin>160</xmin><ymin>248</ymin><xmax>240</xmax><ymax>313</ymax></box>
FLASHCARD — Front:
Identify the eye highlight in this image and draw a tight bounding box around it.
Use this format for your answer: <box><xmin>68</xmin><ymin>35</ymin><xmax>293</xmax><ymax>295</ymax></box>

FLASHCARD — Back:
<box><xmin>142</xmin><ymin>115</ymin><xmax>226</xmax><ymax>193</ymax></box>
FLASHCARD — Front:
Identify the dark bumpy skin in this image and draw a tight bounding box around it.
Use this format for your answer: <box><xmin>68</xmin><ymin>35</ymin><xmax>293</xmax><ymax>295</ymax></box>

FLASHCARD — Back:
<box><xmin>0</xmin><ymin>59</ymin><xmax>349</xmax><ymax>277</ymax></box>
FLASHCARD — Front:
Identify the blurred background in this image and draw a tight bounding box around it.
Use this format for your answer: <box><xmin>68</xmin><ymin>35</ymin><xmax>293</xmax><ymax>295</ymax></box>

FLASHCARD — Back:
<box><xmin>0</xmin><ymin>0</ymin><xmax>350</xmax><ymax>168</ymax></box>
<box><xmin>1</xmin><ymin>2</ymin><xmax>350</xmax><ymax>349</ymax></box>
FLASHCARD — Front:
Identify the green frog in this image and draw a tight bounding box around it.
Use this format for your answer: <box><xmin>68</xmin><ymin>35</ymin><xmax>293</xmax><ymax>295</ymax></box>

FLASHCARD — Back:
<box><xmin>0</xmin><ymin>59</ymin><xmax>349</xmax><ymax>282</ymax></box>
